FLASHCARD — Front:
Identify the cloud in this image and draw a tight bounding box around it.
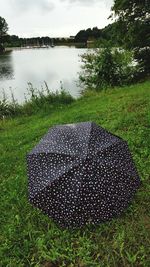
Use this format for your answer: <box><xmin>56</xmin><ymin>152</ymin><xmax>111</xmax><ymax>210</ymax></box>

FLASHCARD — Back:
<box><xmin>9</xmin><ymin>0</ymin><xmax>55</xmax><ymax>14</ymax></box>
<box><xmin>61</xmin><ymin>0</ymin><xmax>113</xmax><ymax>8</ymax></box>
<box><xmin>0</xmin><ymin>0</ymin><xmax>113</xmax><ymax>37</ymax></box>
<box><xmin>61</xmin><ymin>0</ymin><xmax>96</xmax><ymax>6</ymax></box>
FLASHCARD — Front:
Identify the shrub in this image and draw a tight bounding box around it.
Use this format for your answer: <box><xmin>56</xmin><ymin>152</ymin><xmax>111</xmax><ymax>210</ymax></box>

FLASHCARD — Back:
<box><xmin>79</xmin><ymin>47</ymin><xmax>137</xmax><ymax>91</ymax></box>
<box><xmin>134</xmin><ymin>47</ymin><xmax>150</xmax><ymax>80</ymax></box>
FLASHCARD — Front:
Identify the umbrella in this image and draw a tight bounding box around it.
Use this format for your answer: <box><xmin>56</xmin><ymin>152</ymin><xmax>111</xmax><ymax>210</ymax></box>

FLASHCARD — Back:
<box><xmin>27</xmin><ymin>122</ymin><xmax>140</xmax><ymax>228</ymax></box>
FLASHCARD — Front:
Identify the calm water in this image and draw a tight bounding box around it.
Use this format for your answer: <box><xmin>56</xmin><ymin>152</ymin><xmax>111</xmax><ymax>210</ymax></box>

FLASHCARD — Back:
<box><xmin>0</xmin><ymin>46</ymin><xmax>87</xmax><ymax>103</ymax></box>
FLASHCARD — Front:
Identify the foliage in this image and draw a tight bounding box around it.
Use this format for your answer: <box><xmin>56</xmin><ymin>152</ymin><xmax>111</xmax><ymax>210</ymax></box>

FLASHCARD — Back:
<box><xmin>0</xmin><ymin>89</ymin><xmax>21</xmax><ymax>118</ymax></box>
<box><xmin>111</xmin><ymin>0</ymin><xmax>150</xmax><ymax>77</ymax></box>
<box><xmin>75</xmin><ymin>27</ymin><xmax>103</xmax><ymax>43</ymax></box>
<box><xmin>75</xmin><ymin>23</ymin><xmax>122</xmax><ymax>47</ymax></box>
<box><xmin>0</xmin><ymin>80</ymin><xmax>150</xmax><ymax>266</ymax></box>
<box><xmin>98</xmin><ymin>22</ymin><xmax>123</xmax><ymax>47</ymax></box>
<box><xmin>0</xmin><ymin>16</ymin><xmax>8</xmax><ymax>53</ymax></box>
<box><xmin>0</xmin><ymin>82</ymin><xmax>74</xmax><ymax>118</ymax></box>
<box><xmin>79</xmin><ymin>47</ymin><xmax>136</xmax><ymax>91</ymax></box>
<box><xmin>134</xmin><ymin>47</ymin><xmax>150</xmax><ymax>79</ymax></box>
<box><xmin>0</xmin><ymin>43</ymin><xmax>5</xmax><ymax>53</ymax></box>
<box><xmin>0</xmin><ymin>16</ymin><xmax>8</xmax><ymax>38</ymax></box>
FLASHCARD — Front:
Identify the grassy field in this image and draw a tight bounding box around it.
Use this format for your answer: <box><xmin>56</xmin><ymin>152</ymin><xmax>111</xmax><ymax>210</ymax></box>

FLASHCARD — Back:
<box><xmin>0</xmin><ymin>80</ymin><xmax>150</xmax><ymax>267</ymax></box>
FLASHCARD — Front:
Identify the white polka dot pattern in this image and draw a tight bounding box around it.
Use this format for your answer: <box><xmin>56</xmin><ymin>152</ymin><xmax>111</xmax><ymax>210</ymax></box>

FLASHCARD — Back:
<box><xmin>27</xmin><ymin>122</ymin><xmax>140</xmax><ymax>228</ymax></box>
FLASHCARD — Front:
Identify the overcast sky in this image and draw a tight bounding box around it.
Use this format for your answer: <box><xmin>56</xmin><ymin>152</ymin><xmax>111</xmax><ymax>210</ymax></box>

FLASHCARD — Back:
<box><xmin>0</xmin><ymin>0</ymin><xmax>114</xmax><ymax>37</ymax></box>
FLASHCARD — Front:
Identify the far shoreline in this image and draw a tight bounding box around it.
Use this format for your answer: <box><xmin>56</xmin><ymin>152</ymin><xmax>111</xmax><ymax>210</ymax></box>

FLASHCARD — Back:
<box><xmin>2</xmin><ymin>42</ymin><xmax>86</xmax><ymax>52</ymax></box>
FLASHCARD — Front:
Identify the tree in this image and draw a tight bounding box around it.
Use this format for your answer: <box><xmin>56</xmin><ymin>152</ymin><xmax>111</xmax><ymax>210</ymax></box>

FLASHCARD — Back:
<box><xmin>0</xmin><ymin>16</ymin><xmax>8</xmax><ymax>38</ymax></box>
<box><xmin>111</xmin><ymin>0</ymin><xmax>150</xmax><ymax>77</ymax></box>
<box><xmin>112</xmin><ymin>0</ymin><xmax>150</xmax><ymax>48</ymax></box>
<box><xmin>0</xmin><ymin>16</ymin><xmax>8</xmax><ymax>53</ymax></box>
<box><xmin>100</xmin><ymin>22</ymin><xmax>122</xmax><ymax>47</ymax></box>
<box><xmin>75</xmin><ymin>27</ymin><xmax>102</xmax><ymax>43</ymax></box>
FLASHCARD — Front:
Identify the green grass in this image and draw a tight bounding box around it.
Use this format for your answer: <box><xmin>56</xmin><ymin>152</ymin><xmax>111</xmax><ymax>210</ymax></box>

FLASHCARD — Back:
<box><xmin>0</xmin><ymin>83</ymin><xmax>74</xmax><ymax>119</ymax></box>
<box><xmin>0</xmin><ymin>80</ymin><xmax>150</xmax><ymax>267</ymax></box>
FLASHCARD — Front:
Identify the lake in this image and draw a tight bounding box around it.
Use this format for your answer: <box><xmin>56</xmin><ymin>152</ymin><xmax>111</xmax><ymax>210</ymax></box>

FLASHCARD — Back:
<box><xmin>0</xmin><ymin>46</ymin><xmax>87</xmax><ymax>103</ymax></box>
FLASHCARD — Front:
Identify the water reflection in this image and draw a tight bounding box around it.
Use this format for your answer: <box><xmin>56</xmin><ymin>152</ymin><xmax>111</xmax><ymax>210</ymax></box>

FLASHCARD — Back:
<box><xmin>0</xmin><ymin>52</ymin><xmax>14</xmax><ymax>80</ymax></box>
<box><xmin>0</xmin><ymin>47</ymin><xmax>86</xmax><ymax>103</ymax></box>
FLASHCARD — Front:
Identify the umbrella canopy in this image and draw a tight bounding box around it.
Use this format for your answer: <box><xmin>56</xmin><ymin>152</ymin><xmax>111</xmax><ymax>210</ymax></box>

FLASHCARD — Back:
<box><xmin>27</xmin><ymin>122</ymin><xmax>140</xmax><ymax>228</ymax></box>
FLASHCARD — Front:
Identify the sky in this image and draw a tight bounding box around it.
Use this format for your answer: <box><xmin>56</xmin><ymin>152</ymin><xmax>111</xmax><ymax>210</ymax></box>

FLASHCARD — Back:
<box><xmin>0</xmin><ymin>0</ymin><xmax>114</xmax><ymax>38</ymax></box>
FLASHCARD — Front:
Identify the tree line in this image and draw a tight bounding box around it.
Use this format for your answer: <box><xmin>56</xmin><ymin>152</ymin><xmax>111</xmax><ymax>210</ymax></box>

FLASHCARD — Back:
<box><xmin>0</xmin><ymin>15</ymin><xmax>123</xmax><ymax>50</ymax></box>
<box><xmin>0</xmin><ymin>17</ymin><xmax>76</xmax><ymax>50</ymax></box>
<box><xmin>74</xmin><ymin>23</ymin><xmax>120</xmax><ymax>46</ymax></box>
<box><xmin>2</xmin><ymin>35</ymin><xmax>75</xmax><ymax>48</ymax></box>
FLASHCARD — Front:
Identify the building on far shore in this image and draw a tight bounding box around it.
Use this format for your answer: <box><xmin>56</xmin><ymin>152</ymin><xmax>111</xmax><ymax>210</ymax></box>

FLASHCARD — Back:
<box><xmin>70</xmin><ymin>36</ymin><xmax>75</xmax><ymax>40</ymax></box>
<box><xmin>87</xmin><ymin>37</ymin><xmax>96</xmax><ymax>48</ymax></box>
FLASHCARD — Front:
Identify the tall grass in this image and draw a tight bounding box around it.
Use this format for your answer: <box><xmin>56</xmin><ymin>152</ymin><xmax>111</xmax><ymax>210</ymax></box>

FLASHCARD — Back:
<box><xmin>0</xmin><ymin>82</ymin><xmax>74</xmax><ymax>119</ymax></box>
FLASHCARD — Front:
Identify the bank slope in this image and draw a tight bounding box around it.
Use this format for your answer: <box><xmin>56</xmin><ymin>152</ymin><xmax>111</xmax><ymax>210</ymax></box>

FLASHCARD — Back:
<box><xmin>0</xmin><ymin>80</ymin><xmax>150</xmax><ymax>267</ymax></box>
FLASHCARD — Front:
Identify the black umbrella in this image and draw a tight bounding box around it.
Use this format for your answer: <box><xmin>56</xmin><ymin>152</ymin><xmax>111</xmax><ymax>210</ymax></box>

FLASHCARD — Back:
<box><xmin>27</xmin><ymin>122</ymin><xmax>140</xmax><ymax>228</ymax></box>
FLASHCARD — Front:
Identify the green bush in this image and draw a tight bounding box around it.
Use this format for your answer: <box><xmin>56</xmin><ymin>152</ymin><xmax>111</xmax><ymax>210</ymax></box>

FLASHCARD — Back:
<box><xmin>79</xmin><ymin>47</ymin><xmax>137</xmax><ymax>91</ymax></box>
<box><xmin>134</xmin><ymin>47</ymin><xmax>150</xmax><ymax>80</ymax></box>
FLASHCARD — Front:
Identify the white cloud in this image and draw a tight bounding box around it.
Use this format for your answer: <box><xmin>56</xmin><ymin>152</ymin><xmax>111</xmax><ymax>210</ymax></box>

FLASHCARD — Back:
<box><xmin>8</xmin><ymin>0</ymin><xmax>55</xmax><ymax>14</ymax></box>
<box><xmin>61</xmin><ymin>0</ymin><xmax>113</xmax><ymax>7</ymax></box>
<box><xmin>0</xmin><ymin>0</ymin><xmax>113</xmax><ymax>37</ymax></box>
<box><xmin>61</xmin><ymin>0</ymin><xmax>96</xmax><ymax>5</ymax></box>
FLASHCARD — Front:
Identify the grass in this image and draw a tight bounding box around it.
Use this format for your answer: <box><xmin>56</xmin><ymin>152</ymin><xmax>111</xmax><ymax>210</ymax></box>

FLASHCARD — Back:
<box><xmin>0</xmin><ymin>82</ymin><xmax>74</xmax><ymax>119</ymax></box>
<box><xmin>0</xmin><ymin>80</ymin><xmax>150</xmax><ymax>267</ymax></box>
